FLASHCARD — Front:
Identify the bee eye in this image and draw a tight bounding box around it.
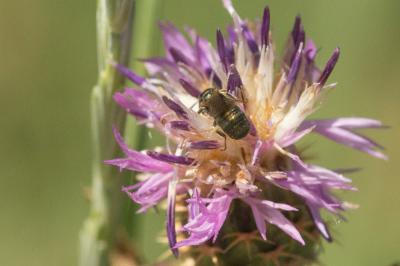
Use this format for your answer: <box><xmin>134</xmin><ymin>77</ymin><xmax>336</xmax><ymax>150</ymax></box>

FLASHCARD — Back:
<box><xmin>200</xmin><ymin>88</ymin><xmax>214</xmax><ymax>101</ymax></box>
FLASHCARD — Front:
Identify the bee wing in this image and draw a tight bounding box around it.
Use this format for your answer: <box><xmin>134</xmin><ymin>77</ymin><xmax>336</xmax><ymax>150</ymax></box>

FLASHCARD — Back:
<box><xmin>219</xmin><ymin>89</ymin><xmax>247</xmax><ymax>110</ymax></box>
<box><xmin>219</xmin><ymin>89</ymin><xmax>239</xmax><ymax>102</ymax></box>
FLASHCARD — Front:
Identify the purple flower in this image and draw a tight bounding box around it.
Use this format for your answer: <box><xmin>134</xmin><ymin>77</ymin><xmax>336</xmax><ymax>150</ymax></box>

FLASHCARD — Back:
<box><xmin>106</xmin><ymin>0</ymin><xmax>385</xmax><ymax>256</ymax></box>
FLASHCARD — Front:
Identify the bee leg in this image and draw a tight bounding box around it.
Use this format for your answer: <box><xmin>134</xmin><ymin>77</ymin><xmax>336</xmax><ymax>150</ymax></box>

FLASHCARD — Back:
<box><xmin>198</xmin><ymin>107</ymin><xmax>207</xmax><ymax>115</ymax></box>
<box><xmin>216</xmin><ymin>129</ymin><xmax>227</xmax><ymax>151</ymax></box>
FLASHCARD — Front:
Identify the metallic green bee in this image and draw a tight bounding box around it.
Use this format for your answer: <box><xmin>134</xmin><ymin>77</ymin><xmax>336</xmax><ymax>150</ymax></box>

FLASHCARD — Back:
<box><xmin>198</xmin><ymin>88</ymin><xmax>250</xmax><ymax>143</ymax></box>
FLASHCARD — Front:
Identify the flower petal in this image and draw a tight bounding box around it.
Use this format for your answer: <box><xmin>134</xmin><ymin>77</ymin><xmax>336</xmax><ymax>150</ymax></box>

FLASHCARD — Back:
<box><xmin>167</xmin><ymin>120</ymin><xmax>191</xmax><ymax>131</ymax></box>
<box><xmin>160</xmin><ymin>22</ymin><xmax>195</xmax><ymax>62</ymax></box>
<box><xmin>264</xmin><ymin>207</ymin><xmax>305</xmax><ymax>245</ymax></box>
<box><xmin>147</xmin><ymin>151</ymin><xmax>195</xmax><ymax>165</ymax></box>
<box><xmin>317</xmin><ymin>47</ymin><xmax>340</xmax><ymax>88</ymax></box>
<box><xmin>114</xmin><ymin>88</ymin><xmax>161</xmax><ymax>121</ymax></box>
<box><xmin>278</xmin><ymin>125</ymin><xmax>315</xmax><ymax>147</ymax></box>
<box><xmin>244</xmin><ymin>197</ymin><xmax>304</xmax><ymax>245</ymax></box>
<box><xmin>162</xmin><ymin>96</ymin><xmax>189</xmax><ymax>119</ymax></box>
<box><xmin>189</xmin><ymin>140</ymin><xmax>221</xmax><ymax>150</ymax></box>
<box><xmin>216</xmin><ymin>29</ymin><xmax>228</xmax><ymax>72</ymax></box>
<box><xmin>260</xmin><ymin>6</ymin><xmax>270</xmax><ymax>47</ymax></box>
<box><xmin>167</xmin><ymin>174</ymin><xmax>179</xmax><ymax>257</ymax></box>
<box><xmin>179</xmin><ymin>79</ymin><xmax>201</xmax><ymax>98</ymax></box>
<box><xmin>175</xmin><ymin>190</ymin><xmax>234</xmax><ymax>248</ymax></box>
<box><xmin>114</xmin><ymin>63</ymin><xmax>145</xmax><ymax>85</ymax></box>
<box><xmin>250</xmin><ymin>204</ymin><xmax>267</xmax><ymax>240</ymax></box>
<box><xmin>227</xmin><ymin>64</ymin><xmax>243</xmax><ymax>97</ymax></box>
<box><xmin>105</xmin><ymin>129</ymin><xmax>173</xmax><ymax>173</ymax></box>
<box><xmin>307</xmin><ymin>202</ymin><xmax>332</xmax><ymax>241</ymax></box>
<box><xmin>122</xmin><ymin>172</ymin><xmax>173</xmax><ymax>212</ymax></box>
<box><xmin>300</xmin><ymin>118</ymin><xmax>386</xmax><ymax>159</ymax></box>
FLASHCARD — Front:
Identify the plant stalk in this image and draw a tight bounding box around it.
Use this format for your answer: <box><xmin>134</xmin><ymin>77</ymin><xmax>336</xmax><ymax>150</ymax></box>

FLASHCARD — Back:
<box><xmin>79</xmin><ymin>1</ymin><xmax>136</xmax><ymax>265</ymax></box>
<box><xmin>123</xmin><ymin>0</ymin><xmax>164</xmax><ymax>238</ymax></box>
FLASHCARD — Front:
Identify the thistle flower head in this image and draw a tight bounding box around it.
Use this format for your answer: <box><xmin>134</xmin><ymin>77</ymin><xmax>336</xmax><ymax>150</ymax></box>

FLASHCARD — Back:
<box><xmin>106</xmin><ymin>0</ymin><xmax>385</xmax><ymax>263</ymax></box>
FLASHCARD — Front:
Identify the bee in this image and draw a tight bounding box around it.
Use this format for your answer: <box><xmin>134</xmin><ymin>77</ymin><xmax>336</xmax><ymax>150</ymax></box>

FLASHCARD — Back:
<box><xmin>198</xmin><ymin>88</ymin><xmax>250</xmax><ymax>146</ymax></box>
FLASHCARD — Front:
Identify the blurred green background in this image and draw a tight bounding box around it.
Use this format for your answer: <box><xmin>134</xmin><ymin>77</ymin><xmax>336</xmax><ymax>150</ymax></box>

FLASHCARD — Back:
<box><xmin>1</xmin><ymin>0</ymin><xmax>399</xmax><ymax>265</ymax></box>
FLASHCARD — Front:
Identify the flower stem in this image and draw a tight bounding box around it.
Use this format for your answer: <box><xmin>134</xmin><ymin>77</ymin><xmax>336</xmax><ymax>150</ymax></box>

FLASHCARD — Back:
<box><xmin>123</xmin><ymin>0</ymin><xmax>164</xmax><ymax>238</ymax></box>
<box><xmin>123</xmin><ymin>0</ymin><xmax>163</xmax><ymax>149</ymax></box>
<box><xmin>79</xmin><ymin>0</ymin><xmax>136</xmax><ymax>265</ymax></box>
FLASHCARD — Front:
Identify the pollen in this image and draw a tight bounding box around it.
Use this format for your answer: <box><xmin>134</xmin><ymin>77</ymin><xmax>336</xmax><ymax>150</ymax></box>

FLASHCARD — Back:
<box><xmin>250</xmin><ymin>104</ymin><xmax>275</xmax><ymax>140</ymax></box>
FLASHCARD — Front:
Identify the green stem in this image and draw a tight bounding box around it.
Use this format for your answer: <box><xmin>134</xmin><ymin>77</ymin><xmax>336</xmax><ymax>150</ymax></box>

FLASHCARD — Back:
<box><xmin>124</xmin><ymin>0</ymin><xmax>163</xmax><ymax>147</ymax></box>
<box><xmin>79</xmin><ymin>0</ymin><xmax>163</xmax><ymax>265</ymax></box>
<box><xmin>79</xmin><ymin>1</ymin><xmax>136</xmax><ymax>265</ymax></box>
<box><xmin>123</xmin><ymin>0</ymin><xmax>164</xmax><ymax>238</ymax></box>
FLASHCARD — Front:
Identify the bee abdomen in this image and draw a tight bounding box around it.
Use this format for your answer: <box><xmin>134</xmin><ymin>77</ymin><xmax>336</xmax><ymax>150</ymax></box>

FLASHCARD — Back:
<box><xmin>217</xmin><ymin>106</ymin><xmax>250</xmax><ymax>140</ymax></box>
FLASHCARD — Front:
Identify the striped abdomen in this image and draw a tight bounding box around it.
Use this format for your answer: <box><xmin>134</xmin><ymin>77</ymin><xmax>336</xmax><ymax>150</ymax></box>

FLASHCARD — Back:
<box><xmin>216</xmin><ymin>106</ymin><xmax>250</xmax><ymax>140</ymax></box>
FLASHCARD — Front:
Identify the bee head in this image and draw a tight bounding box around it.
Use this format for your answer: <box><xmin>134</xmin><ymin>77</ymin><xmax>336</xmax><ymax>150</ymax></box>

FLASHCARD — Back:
<box><xmin>198</xmin><ymin>88</ymin><xmax>228</xmax><ymax>117</ymax></box>
<box><xmin>199</xmin><ymin>88</ymin><xmax>217</xmax><ymax>106</ymax></box>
